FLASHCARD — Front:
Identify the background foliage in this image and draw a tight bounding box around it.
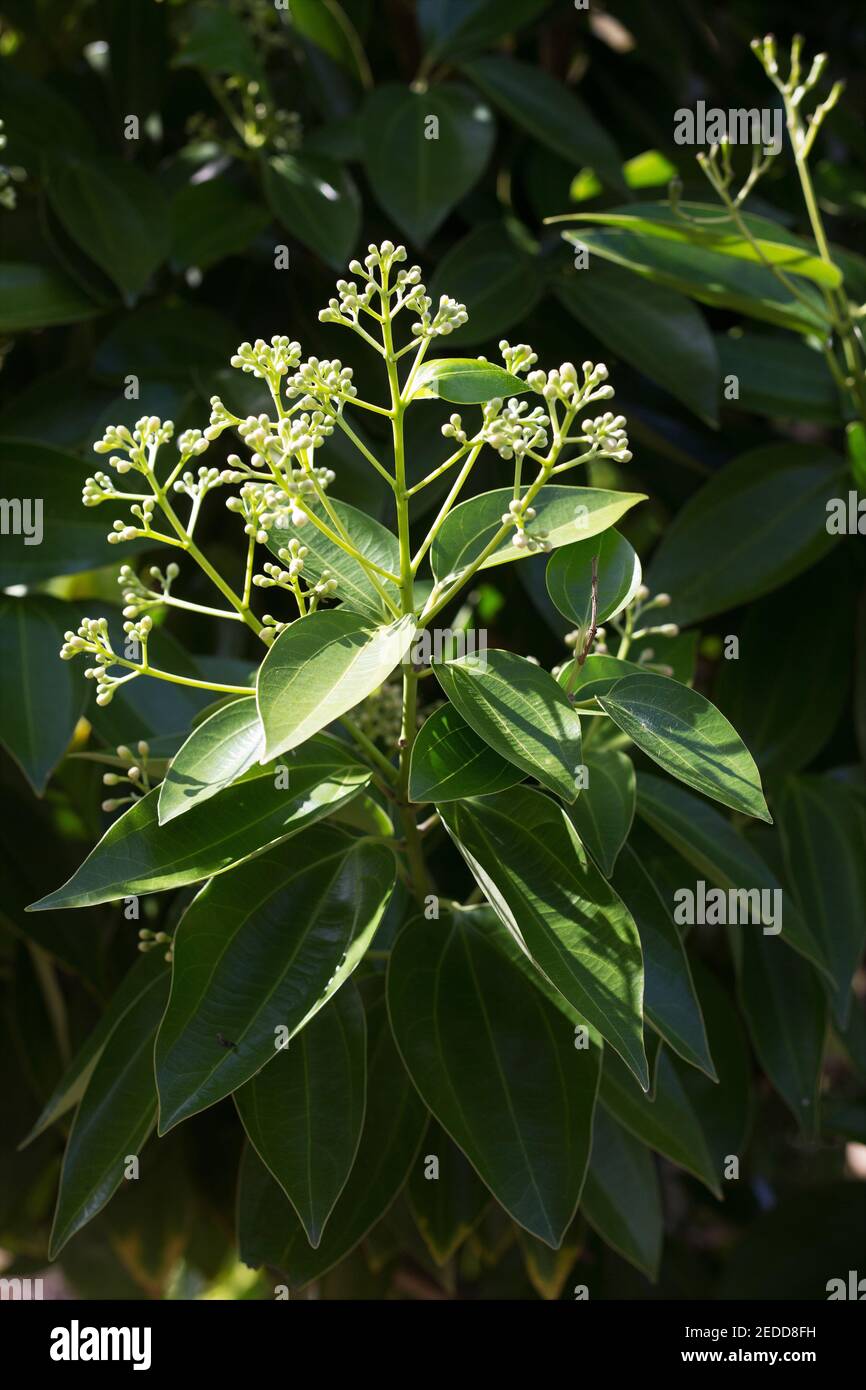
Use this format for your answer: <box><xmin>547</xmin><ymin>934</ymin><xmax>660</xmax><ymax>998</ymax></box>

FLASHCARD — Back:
<box><xmin>1</xmin><ymin>0</ymin><xmax>864</xmax><ymax>1301</ymax></box>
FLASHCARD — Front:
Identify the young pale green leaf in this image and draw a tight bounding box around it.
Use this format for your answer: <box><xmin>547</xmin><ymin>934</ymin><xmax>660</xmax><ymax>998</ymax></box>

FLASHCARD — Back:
<box><xmin>268</xmin><ymin>497</ymin><xmax>401</xmax><ymax>622</ymax></box>
<box><xmin>20</xmin><ymin>949</ymin><xmax>169</xmax><ymax>1149</ymax></box>
<box><xmin>431</xmin><ymin>485</ymin><xmax>646</xmax><ymax>584</ymax></box>
<box><xmin>599</xmin><ymin>673</ymin><xmax>771</xmax><ymax>823</ymax></box>
<box><xmin>409</xmin><ymin>357</ymin><xmax>530</xmax><ymax>404</ymax></box>
<box><xmin>557</xmin><ymin>263</ymin><xmax>720</xmax><ymax>425</ymax></box>
<box><xmin>557</xmin><ymin>203</ymin><xmax>843</xmax><ymax>288</ymax></box>
<box><xmin>0</xmin><ymin>595</ymin><xmax>88</xmax><ymax>794</ymax></box>
<box><xmin>778</xmin><ymin>776</ymin><xmax>866</xmax><ymax>1027</ymax></box>
<box><xmin>158</xmin><ymin>697</ymin><xmax>262</xmax><ymax>824</ymax></box>
<box><xmin>408</xmin><ymin>703</ymin><xmax>522</xmax><ymax>803</ymax></box>
<box><xmin>580</xmin><ymin>1106</ymin><xmax>662</xmax><ymax>1281</ymax></box>
<box><xmin>155</xmin><ymin>828</ymin><xmax>394</xmax><ymax>1133</ymax></box>
<box><xmin>435</xmin><ymin>649</ymin><xmax>582</xmax><ymax>802</ymax></box>
<box><xmin>257</xmin><ymin>610</ymin><xmax>416</xmax><ymax>762</ymax></box>
<box><xmin>438</xmin><ymin>788</ymin><xmax>648</xmax><ymax>1086</ymax></box>
<box><xmin>561</xmin><ymin>229</ymin><xmax>827</xmax><ymax>336</ymax></box>
<box><xmin>263</xmin><ymin>155</ymin><xmax>361</xmax><ymax>270</ymax></box>
<box><xmin>463</xmin><ymin>56</ymin><xmax>622</xmax><ymax>191</ymax></box>
<box><xmin>28</xmin><ymin>735</ymin><xmax>371</xmax><ymax>910</ymax></box>
<box><xmin>407</xmin><ymin>1119</ymin><xmax>490</xmax><ymax>1266</ymax></box>
<box><xmin>546</xmin><ymin>529</ymin><xmax>642</xmax><ymax>630</ymax></box>
<box><xmin>634</xmin><ymin>773</ymin><xmax>826</xmax><ymax>973</ymax></box>
<box><xmin>612</xmin><ymin>843</ymin><xmax>715</xmax><ymax>1079</ymax></box>
<box><xmin>238</xmin><ymin>982</ymin><xmax>426</xmax><ymax>1285</ymax></box>
<box><xmin>234</xmin><ymin>983</ymin><xmax>366</xmax><ymax>1248</ymax></box>
<box><xmin>567</xmin><ymin>749</ymin><xmax>635</xmax><ymax>878</ymax></box>
<box><xmin>732</xmin><ymin>926</ymin><xmax>826</xmax><ymax>1134</ymax></box>
<box><xmin>646</xmin><ymin>444</ymin><xmax>846</xmax><ymax>627</ymax></box>
<box><xmin>387</xmin><ymin>912</ymin><xmax>601</xmax><ymax>1248</ymax></box>
<box><xmin>362</xmin><ymin>83</ymin><xmax>495</xmax><ymax>244</ymax></box>
<box><xmin>46</xmin><ymin>156</ymin><xmax>170</xmax><ymax>300</ymax></box>
<box><xmin>48</xmin><ymin>963</ymin><xmax>170</xmax><ymax>1257</ymax></box>
<box><xmin>599</xmin><ymin>1044</ymin><xmax>720</xmax><ymax>1197</ymax></box>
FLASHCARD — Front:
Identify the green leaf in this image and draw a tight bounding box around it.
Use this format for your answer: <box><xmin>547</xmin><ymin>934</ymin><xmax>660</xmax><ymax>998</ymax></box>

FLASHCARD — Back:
<box><xmin>567</xmin><ymin>749</ymin><xmax>635</xmax><ymax>877</ymax></box>
<box><xmin>431</xmin><ymin>485</ymin><xmax>646</xmax><ymax>584</ymax></box>
<box><xmin>635</xmin><ymin>774</ymin><xmax>825</xmax><ymax>974</ymax></box>
<box><xmin>28</xmin><ymin>734</ymin><xmax>371</xmax><ymax>910</ymax></box>
<box><xmin>170</xmin><ymin>178</ymin><xmax>270</xmax><ymax>270</ymax></box>
<box><xmin>557</xmin><ymin>261</ymin><xmax>720</xmax><ymax>425</ymax></box>
<box><xmin>676</xmin><ymin>965</ymin><xmax>752</xmax><ymax>1179</ymax></box>
<box><xmin>556</xmin><ymin>652</ymin><xmax>644</xmax><ymax>701</ymax></box>
<box><xmin>288</xmin><ymin>0</ymin><xmax>371</xmax><ymax>85</ymax></box>
<box><xmin>599</xmin><ymin>1043</ymin><xmax>720</xmax><ymax>1197</ymax></box>
<box><xmin>237</xmin><ymin>981</ymin><xmax>426</xmax><ymax>1285</ymax></box>
<box><xmin>257</xmin><ymin>610</ymin><xmax>416</xmax><ymax>762</ymax></box>
<box><xmin>646</xmin><ymin>444</ymin><xmax>846</xmax><ymax>627</ymax></box>
<box><xmin>263</xmin><ymin>154</ymin><xmax>361</xmax><ymax>270</ymax></box>
<box><xmin>0</xmin><ymin>63</ymin><xmax>95</xmax><ymax>164</ymax></box>
<box><xmin>435</xmin><ymin>649</ymin><xmax>583</xmax><ymax>801</ymax></box>
<box><xmin>407</xmin><ymin>1120</ymin><xmax>490</xmax><ymax>1265</ymax></box>
<box><xmin>778</xmin><ymin>776</ymin><xmax>866</xmax><ymax>1027</ymax></box>
<box><xmin>387</xmin><ymin>912</ymin><xmax>600</xmax><ymax>1247</ymax></box>
<box><xmin>410</xmin><ymin>357</ymin><xmax>530</xmax><ymax>404</ymax></box>
<box><xmin>612</xmin><ymin>843</ymin><xmax>715</xmax><ymax>1078</ymax></box>
<box><xmin>732</xmin><ymin>926</ymin><xmax>826</xmax><ymax>1133</ymax></box>
<box><xmin>599</xmin><ymin>672</ymin><xmax>771</xmax><ymax>822</ymax></box>
<box><xmin>361</xmin><ymin>82</ymin><xmax>495</xmax><ymax>244</ymax></box>
<box><xmin>463</xmin><ymin>56</ymin><xmax>622</xmax><ymax>191</ymax></box>
<box><xmin>0</xmin><ymin>596</ymin><xmax>88</xmax><ymax>794</ymax></box>
<box><xmin>580</xmin><ymin>1106</ymin><xmax>662</xmax><ymax>1280</ymax></box>
<box><xmin>559</xmin><ymin>203</ymin><xmax>843</xmax><ymax>287</ymax></box>
<box><xmin>438</xmin><ymin>788</ymin><xmax>648</xmax><ymax>1085</ymax></box>
<box><xmin>561</xmin><ymin>228</ymin><xmax>827</xmax><ymax>335</ymax></box>
<box><xmin>712</xmin><ymin>564</ymin><xmax>855</xmax><ymax>780</ymax></box>
<box><xmin>546</xmin><ymin>528</ymin><xmax>642</xmax><ymax>630</ymax></box>
<box><xmin>0</xmin><ymin>440</ymin><xmax>146</xmax><ymax>584</ymax></box>
<box><xmin>408</xmin><ymin>703</ymin><xmax>522</xmax><ymax>803</ymax></box>
<box><xmin>0</xmin><ymin>265</ymin><xmax>103</xmax><ymax>332</ymax></box>
<box><xmin>517</xmin><ymin>1221</ymin><xmax>583</xmax><ymax>1300</ymax></box>
<box><xmin>157</xmin><ymin>697</ymin><xmax>262</xmax><ymax>825</ymax></box>
<box><xmin>715</xmin><ymin>332</ymin><xmax>840</xmax><ymax>424</ymax></box>
<box><xmin>268</xmin><ymin>497</ymin><xmax>400</xmax><ymax>622</ymax></box>
<box><xmin>429</xmin><ymin>223</ymin><xmax>544</xmax><ymax>347</ymax></box>
<box><xmin>235</xmin><ymin>983</ymin><xmax>366</xmax><ymax>1247</ymax></box>
<box><xmin>419</xmin><ymin>0</ymin><xmax>551</xmax><ymax>61</ymax></box>
<box><xmin>48</xmin><ymin>961</ymin><xmax>170</xmax><ymax>1257</ymax></box>
<box><xmin>175</xmin><ymin>4</ymin><xmax>262</xmax><ymax>79</ymax></box>
<box><xmin>46</xmin><ymin>156</ymin><xmax>170</xmax><ymax>300</ymax></box>
<box><xmin>155</xmin><ymin>827</ymin><xmax>394</xmax><ymax>1132</ymax></box>
<box><xmin>20</xmin><ymin>949</ymin><xmax>169</xmax><ymax>1149</ymax></box>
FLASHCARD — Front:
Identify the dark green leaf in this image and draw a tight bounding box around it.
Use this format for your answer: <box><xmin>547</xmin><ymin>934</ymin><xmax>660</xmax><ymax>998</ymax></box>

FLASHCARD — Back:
<box><xmin>388</xmin><ymin>912</ymin><xmax>600</xmax><ymax>1247</ymax></box>
<box><xmin>0</xmin><ymin>596</ymin><xmax>88</xmax><ymax>793</ymax></box>
<box><xmin>170</xmin><ymin>178</ymin><xmax>270</xmax><ymax>270</ymax></box>
<box><xmin>0</xmin><ymin>265</ymin><xmax>103</xmax><ymax>331</ymax></box>
<box><xmin>238</xmin><ymin>981</ymin><xmax>426</xmax><ymax>1285</ymax></box>
<box><xmin>715</xmin><ymin>332</ymin><xmax>841</xmax><ymax>423</ymax></box>
<box><xmin>175</xmin><ymin>4</ymin><xmax>263</xmax><ymax>79</ymax></box>
<box><xmin>155</xmin><ymin>827</ymin><xmax>394</xmax><ymax>1131</ymax></box>
<box><xmin>407</xmin><ymin>1120</ymin><xmax>490</xmax><ymax>1266</ymax></box>
<box><xmin>46</xmin><ymin>156</ymin><xmax>170</xmax><ymax>299</ymax></box>
<box><xmin>28</xmin><ymin>734</ymin><xmax>371</xmax><ymax>910</ymax></box>
<box><xmin>581</xmin><ymin>1106</ymin><xmax>662</xmax><ymax>1280</ymax></box>
<box><xmin>362</xmin><ymin>82</ymin><xmax>495</xmax><ymax>244</ymax></box>
<box><xmin>419</xmin><ymin>0</ymin><xmax>550</xmax><ymax>61</ymax></box>
<box><xmin>546</xmin><ymin>528</ymin><xmax>641</xmax><ymax>629</ymax></box>
<box><xmin>263</xmin><ymin>154</ymin><xmax>361</xmax><ymax>269</ymax></box>
<box><xmin>235</xmin><ymin>983</ymin><xmax>366</xmax><ymax>1247</ymax></box>
<box><xmin>567</xmin><ymin>749</ymin><xmax>634</xmax><ymax>878</ymax></box>
<box><xmin>646</xmin><ymin>444</ymin><xmax>846</xmax><ymax>627</ymax></box>
<box><xmin>429</xmin><ymin>223</ymin><xmax>544</xmax><ymax>346</ymax></box>
<box><xmin>48</xmin><ymin>962</ymin><xmax>170</xmax><ymax>1256</ymax></box>
<box><xmin>463</xmin><ymin>56</ymin><xmax>622</xmax><ymax>191</ymax></box>
<box><xmin>438</xmin><ymin>788</ymin><xmax>647</xmax><ymax>1086</ymax></box>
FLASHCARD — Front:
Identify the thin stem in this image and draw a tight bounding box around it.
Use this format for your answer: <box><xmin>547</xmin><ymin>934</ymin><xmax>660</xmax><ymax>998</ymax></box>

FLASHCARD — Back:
<box><xmin>411</xmin><ymin>444</ymin><xmax>483</xmax><ymax>576</ymax></box>
<box><xmin>341</xmin><ymin>715</ymin><xmax>399</xmax><ymax>784</ymax></box>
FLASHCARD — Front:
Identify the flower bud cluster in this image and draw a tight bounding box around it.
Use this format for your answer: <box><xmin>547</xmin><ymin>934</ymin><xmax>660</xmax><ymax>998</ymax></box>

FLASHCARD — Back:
<box><xmin>527</xmin><ymin>360</ymin><xmax>613</xmax><ymax>409</ymax></box>
<box><xmin>231</xmin><ymin>336</ymin><xmax>303</xmax><ymax>381</ymax></box>
<box><xmin>104</xmin><ymin>741</ymin><xmax>153</xmax><ymax>816</ymax></box>
<box><xmin>579</xmin><ymin>412</ymin><xmax>632</xmax><ymax>462</ymax></box>
<box><xmin>480</xmin><ymin>398</ymin><xmax>550</xmax><ymax>461</ymax></box>
<box><xmin>118</xmin><ymin>562</ymin><xmax>180</xmax><ymax>618</ymax></box>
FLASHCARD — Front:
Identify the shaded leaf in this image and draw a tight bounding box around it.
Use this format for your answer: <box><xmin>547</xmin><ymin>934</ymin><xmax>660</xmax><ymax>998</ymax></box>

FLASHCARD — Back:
<box><xmin>408</xmin><ymin>703</ymin><xmax>522</xmax><ymax>803</ymax></box>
